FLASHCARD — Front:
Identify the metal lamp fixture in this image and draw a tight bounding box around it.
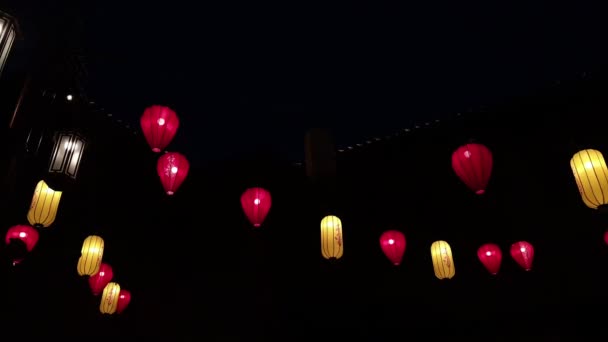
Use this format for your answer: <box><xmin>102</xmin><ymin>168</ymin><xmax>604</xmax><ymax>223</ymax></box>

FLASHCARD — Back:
<box><xmin>48</xmin><ymin>131</ymin><xmax>87</xmax><ymax>179</ymax></box>
<box><xmin>0</xmin><ymin>10</ymin><xmax>18</xmax><ymax>78</ymax></box>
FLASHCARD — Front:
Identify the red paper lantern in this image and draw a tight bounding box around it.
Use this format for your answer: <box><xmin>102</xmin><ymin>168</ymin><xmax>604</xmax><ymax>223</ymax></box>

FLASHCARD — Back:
<box><xmin>510</xmin><ymin>241</ymin><xmax>534</xmax><ymax>271</ymax></box>
<box><xmin>477</xmin><ymin>243</ymin><xmax>502</xmax><ymax>275</ymax></box>
<box><xmin>379</xmin><ymin>230</ymin><xmax>406</xmax><ymax>265</ymax></box>
<box><xmin>88</xmin><ymin>263</ymin><xmax>114</xmax><ymax>296</ymax></box>
<box><xmin>4</xmin><ymin>225</ymin><xmax>39</xmax><ymax>265</ymax></box>
<box><xmin>157</xmin><ymin>152</ymin><xmax>190</xmax><ymax>195</ymax></box>
<box><xmin>240</xmin><ymin>187</ymin><xmax>272</xmax><ymax>227</ymax></box>
<box><xmin>451</xmin><ymin>143</ymin><xmax>493</xmax><ymax>195</ymax></box>
<box><xmin>116</xmin><ymin>289</ymin><xmax>131</xmax><ymax>314</ymax></box>
<box><xmin>604</xmin><ymin>231</ymin><xmax>608</xmax><ymax>245</ymax></box>
<box><xmin>140</xmin><ymin>105</ymin><xmax>180</xmax><ymax>153</ymax></box>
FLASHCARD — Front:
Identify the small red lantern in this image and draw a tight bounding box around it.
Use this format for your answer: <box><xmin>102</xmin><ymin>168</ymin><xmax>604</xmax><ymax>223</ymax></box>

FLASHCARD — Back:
<box><xmin>116</xmin><ymin>289</ymin><xmax>131</xmax><ymax>314</ymax></box>
<box><xmin>4</xmin><ymin>225</ymin><xmax>39</xmax><ymax>265</ymax></box>
<box><xmin>140</xmin><ymin>105</ymin><xmax>180</xmax><ymax>153</ymax></box>
<box><xmin>451</xmin><ymin>143</ymin><xmax>493</xmax><ymax>195</ymax></box>
<box><xmin>88</xmin><ymin>263</ymin><xmax>114</xmax><ymax>296</ymax></box>
<box><xmin>510</xmin><ymin>241</ymin><xmax>534</xmax><ymax>271</ymax></box>
<box><xmin>157</xmin><ymin>152</ymin><xmax>190</xmax><ymax>195</ymax></box>
<box><xmin>240</xmin><ymin>187</ymin><xmax>272</xmax><ymax>227</ymax></box>
<box><xmin>379</xmin><ymin>230</ymin><xmax>406</xmax><ymax>265</ymax></box>
<box><xmin>477</xmin><ymin>243</ymin><xmax>502</xmax><ymax>275</ymax></box>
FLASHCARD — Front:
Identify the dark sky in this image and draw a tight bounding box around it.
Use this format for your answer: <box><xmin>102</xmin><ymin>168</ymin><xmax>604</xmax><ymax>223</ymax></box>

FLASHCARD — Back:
<box><xmin>9</xmin><ymin>1</ymin><xmax>608</xmax><ymax>164</ymax></box>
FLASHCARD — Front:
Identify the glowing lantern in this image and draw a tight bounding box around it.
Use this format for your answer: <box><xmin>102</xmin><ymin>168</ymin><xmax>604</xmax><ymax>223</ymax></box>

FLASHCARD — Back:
<box><xmin>477</xmin><ymin>243</ymin><xmax>502</xmax><ymax>275</ymax></box>
<box><xmin>510</xmin><ymin>241</ymin><xmax>534</xmax><ymax>271</ymax></box>
<box><xmin>379</xmin><ymin>230</ymin><xmax>406</xmax><ymax>265</ymax></box>
<box><xmin>240</xmin><ymin>187</ymin><xmax>272</xmax><ymax>227</ymax></box>
<box><xmin>140</xmin><ymin>105</ymin><xmax>180</xmax><ymax>153</ymax></box>
<box><xmin>570</xmin><ymin>149</ymin><xmax>608</xmax><ymax>210</ymax></box>
<box><xmin>100</xmin><ymin>282</ymin><xmax>120</xmax><ymax>314</ymax></box>
<box><xmin>77</xmin><ymin>235</ymin><xmax>104</xmax><ymax>276</ymax></box>
<box><xmin>88</xmin><ymin>263</ymin><xmax>113</xmax><ymax>296</ymax></box>
<box><xmin>157</xmin><ymin>152</ymin><xmax>190</xmax><ymax>195</ymax></box>
<box><xmin>0</xmin><ymin>10</ymin><xmax>17</xmax><ymax>78</ymax></box>
<box><xmin>48</xmin><ymin>131</ymin><xmax>87</xmax><ymax>179</ymax></box>
<box><xmin>451</xmin><ymin>143</ymin><xmax>493</xmax><ymax>195</ymax></box>
<box><xmin>320</xmin><ymin>215</ymin><xmax>343</xmax><ymax>260</ymax></box>
<box><xmin>26</xmin><ymin>180</ymin><xmax>62</xmax><ymax>228</ymax></box>
<box><xmin>431</xmin><ymin>240</ymin><xmax>455</xmax><ymax>279</ymax></box>
<box><xmin>4</xmin><ymin>225</ymin><xmax>39</xmax><ymax>265</ymax></box>
<box><xmin>116</xmin><ymin>289</ymin><xmax>132</xmax><ymax>314</ymax></box>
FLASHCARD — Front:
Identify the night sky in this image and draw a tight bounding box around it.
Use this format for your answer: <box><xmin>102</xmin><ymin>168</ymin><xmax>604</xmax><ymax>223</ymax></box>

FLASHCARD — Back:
<box><xmin>8</xmin><ymin>1</ymin><xmax>608</xmax><ymax>164</ymax></box>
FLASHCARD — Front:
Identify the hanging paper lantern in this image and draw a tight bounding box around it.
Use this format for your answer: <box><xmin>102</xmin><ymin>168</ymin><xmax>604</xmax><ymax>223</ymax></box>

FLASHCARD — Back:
<box><xmin>77</xmin><ymin>235</ymin><xmax>104</xmax><ymax>276</ymax></box>
<box><xmin>379</xmin><ymin>230</ymin><xmax>406</xmax><ymax>265</ymax></box>
<box><xmin>100</xmin><ymin>282</ymin><xmax>121</xmax><ymax>314</ymax></box>
<box><xmin>451</xmin><ymin>143</ymin><xmax>493</xmax><ymax>195</ymax></box>
<box><xmin>26</xmin><ymin>180</ymin><xmax>62</xmax><ymax>228</ymax></box>
<box><xmin>116</xmin><ymin>289</ymin><xmax>132</xmax><ymax>314</ymax></box>
<box><xmin>604</xmin><ymin>231</ymin><xmax>608</xmax><ymax>246</ymax></box>
<box><xmin>88</xmin><ymin>263</ymin><xmax>114</xmax><ymax>296</ymax></box>
<box><xmin>510</xmin><ymin>241</ymin><xmax>534</xmax><ymax>271</ymax></box>
<box><xmin>4</xmin><ymin>225</ymin><xmax>39</xmax><ymax>265</ymax></box>
<box><xmin>430</xmin><ymin>240</ymin><xmax>455</xmax><ymax>279</ymax></box>
<box><xmin>320</xmin><ymin>215</ymin><xmax>344</xmax><ymax>260</ymax></box>
<box><xmin>570</xmin><ymin>149</ymin><xmax>608</xmax><ymax>210</ymax></box>
<box><xmin>140</xmin><ymin>105</ymin><xmax>180</xmax><ymax>153</ymax></box>
<box><xmin>477</xmin><ymin>243</ymin><xmax>502</xmax><ymax>275</ymax></box>
<box><xmin>240</xmin><ymin>187</ymin><xmax>272</xmax><ymax>227</ymax></box>
<box><xmin>157</xmin><ymin>152</ymin><xmax>190</xmax><ymax>195</ymax></box>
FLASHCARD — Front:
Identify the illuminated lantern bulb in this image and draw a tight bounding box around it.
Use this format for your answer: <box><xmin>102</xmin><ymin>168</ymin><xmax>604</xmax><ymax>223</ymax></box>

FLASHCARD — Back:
<box><xmin>4</xmin><ymin>225</ymin><xmax>39</xmax><ymax>265</ymax></box>
<box><xmin>240</xmin><ymin>187</ymin><xmax>272</xmax><ymax>227</ymax></box>
<box><xmin>477</xmin><ymin>243</ymin><xmax>502</xmax><ymax>275</ymax></box>
<box><xmin>320</xmin><ymin>215</ymin><xmax>344</xmax><ymax>260</ymax></box>
<box><xmin>430</xmin><ymin>240</ymin><xmax>455</xmax><ymax>279</ymax></box>
<box><xmin>510</xmin><ymin>241</ymin><xmax>534</xmax><ymax>271</ymax></box>
<box><xmin>140</xmin><ymin>105</ymin><xmax>180</xmax><ymax>153</ymax></box>
<box><xmin>451</xmin><ymin>143</ymin><xmax>493</xmax><ymax>195</ymax></box>
<box><xmin>570</xmin><ymin>149</ymin><xmax>608</xmax><ymax>210</ymax></box>
<box><xmin>157</xmin><ymin>152</ymin><xmax>190</xmax><ymax>195</ymax></box>
<box><xmin>88</xmin><ymin>263</ymin><xmax>114</xmax><ymax>296</ymax></box>
<box><xmin>379</xmin><ymin>230</ymin><xmax>406</xmax><ymax>265</ymax></box>
<box><xmin>77</xmin><ymin>235</ymin><xmax>104</xmax><ymax>276</ymax></box>
<box><xmin>27</xmin><ymin>180</ymin><xmax>62</xmax><ymax>228</ymax></box>
<box><xmin>100</xmin><ymin>282</ymin><xmax>121</xmax><ymax>314</ymax></box>
<box><xmin>116</xmin><ymin>289</ymin><xmax>132</xmax><ymax>314</ymax></box>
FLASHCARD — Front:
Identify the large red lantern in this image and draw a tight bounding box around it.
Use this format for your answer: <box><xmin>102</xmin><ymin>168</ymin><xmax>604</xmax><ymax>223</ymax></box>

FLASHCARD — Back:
<box><xmin>157</xmin><ymin>152</ymin><xmax>190</xmax><ymax>195</ymax></box>
<box><xmin>240</xmin><ymin>187</ymin><xmax>272</xmax><ymax>227</ymax></box>
<box><xmin>140</xmin><ymin>105</ymin><xmax>180</xmax><ymax>153</ymax></box>
<box><xmin>379</xmin><ymin>230</ymin><xmax>406</xmax><ymax>265</ymax></box>
<box><xmin>510</xmin><ymin>241</ymin><xmax>534</xmax><ymax>271</ymax></box>
<box><xmin>88</xmin><ymin>263</ymin><xmax>114</xmax><ymax>296</ymax></box>
<box><xmin>116</xmin><ymin>289</ymin><xmax>131</xmax><ymax>314</ymax></box>
<box><xmin>4</xmin><ymin>225</ymin><xmax>39</xmax><ymax>265</ymax></box>
<box><xmin>451</xmin><ymin>143</ymin><xmax>493</xmax><ymax>195</ymax></box>
<box><xmin>477</xmin><ymin>243</ymin><xmax>502</xmax><ymax>275</ymax></box>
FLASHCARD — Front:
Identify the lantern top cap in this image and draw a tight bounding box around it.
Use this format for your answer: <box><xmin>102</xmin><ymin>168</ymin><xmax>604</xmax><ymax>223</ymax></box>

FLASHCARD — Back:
<box><xmin>0</xmin><ymin>10</ymin><xmax>22</xmax><ymax>39</ymax></box>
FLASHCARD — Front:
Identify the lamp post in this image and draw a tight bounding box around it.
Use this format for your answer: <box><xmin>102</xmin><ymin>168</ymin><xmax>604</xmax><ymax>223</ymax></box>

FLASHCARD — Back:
<box><xmin>0</xmin><ymin>10</ymin><xmax>18</xmax><ymax>79</ymax></box>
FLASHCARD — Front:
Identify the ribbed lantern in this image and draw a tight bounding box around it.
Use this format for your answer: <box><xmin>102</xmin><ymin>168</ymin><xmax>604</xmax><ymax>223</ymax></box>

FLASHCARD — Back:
<box><xmin>320</xmin><ymin>215</ymin><xmax>344</xmax><ymax>260</ymax></box>
<box><xmin>89</xmin><ymin>263</ymin><xmax>113</xmax><ymax>296</ymax></box>
<box><xmin>77</xmin><ymin>235</ymin><xmax>104</xmax><ymax>276</ymax></box>
<box><xmin>240</xmin><ymin>187</ymin><xmax>272</xmax><ymax>227</ymax></box>
<box><xmin>27</xmin><ymin>180</ymin><xmax>62</xmax><ymax>228</ymax></box>
<box><xmin>451</xmin><ymin>143</ymin><xmax>493</xmax><ymax>195</ymax></box>
<box><xmin>4</xmin><ymin>225</ymin><xmax>39</xmax><ymax>265</ymax></box>
<box><xmin>570</xmin><ymin>149</ymin><xmax>608</xmax><ymax>210</ymax></box>
<box><xmin>431</xmin><ymin>240</ymin><xmax>455</xmax><ymax>279</ymax></box>
<box><xmin>477</xmin><ymin>243</ymin><xmax>502</xmax><ymax>275</ymax></box>
<box><xmin>116</xmin><ymin>289</ymin><xmax>132</xmax><ymax>314</ymax></box>
<box><xmin>510</xmin><ymin>241</ymin><xmax>534</xmax><ymax>271</ymax></box>
<box><xmin>140</xmin><ymin>105</ymin><xmax>180</xmax><ymax>153</ymax></box>
<box><xmin>157</xmin><ymin>152</ymin><xmax>190</xmax><ymax>195</ymax></box>
<box><xmin>100</xmin><ymin>282</ymin><xmax>121</xmax><ymax>315</ymax></box>
<box><xmin>379</xmin><ymin>230</ymin><xmax>406</xmax><ymax>265</ymax></box>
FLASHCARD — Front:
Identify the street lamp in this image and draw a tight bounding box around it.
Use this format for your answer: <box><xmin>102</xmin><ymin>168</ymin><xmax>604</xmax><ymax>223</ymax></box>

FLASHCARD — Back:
<box><xmin>0</xmin><ymin>10</ymin><xmax>18</xmax><ymax>79</ymax></box>
<box><xmin>48</xmin><ymin>130</ymin><xmax>87</xmax><ymax>180</ymax></box>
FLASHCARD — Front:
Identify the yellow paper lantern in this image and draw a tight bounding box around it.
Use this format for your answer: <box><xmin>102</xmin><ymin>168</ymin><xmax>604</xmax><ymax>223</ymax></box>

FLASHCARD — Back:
<box><xmin>570</xmin><ymin>149</ymin><xmax>608</xmax><ymax>210</ymax></box>
<box><xmin>100</xmin><ymin>282</ymin><xmax>120</xmax><ymax>314</ymax></box>
<box><xmin>26</xmin><ymin>180</ymin><xmax>62</xmax><ymax>228</ymax></box>
<box><xmin>320</xmin><ymin>215</ymin><xmax>343</xmax><ymax>260</ymax></box>
<box><xmin>431</xmin><ymin>240</ymin><xmax>455</xmax><ymax>279</ymax></box>
<box><xmin>77</xmin><ymin>235</ymin><xmax>104</xmax><ymax>276</ymax></box>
